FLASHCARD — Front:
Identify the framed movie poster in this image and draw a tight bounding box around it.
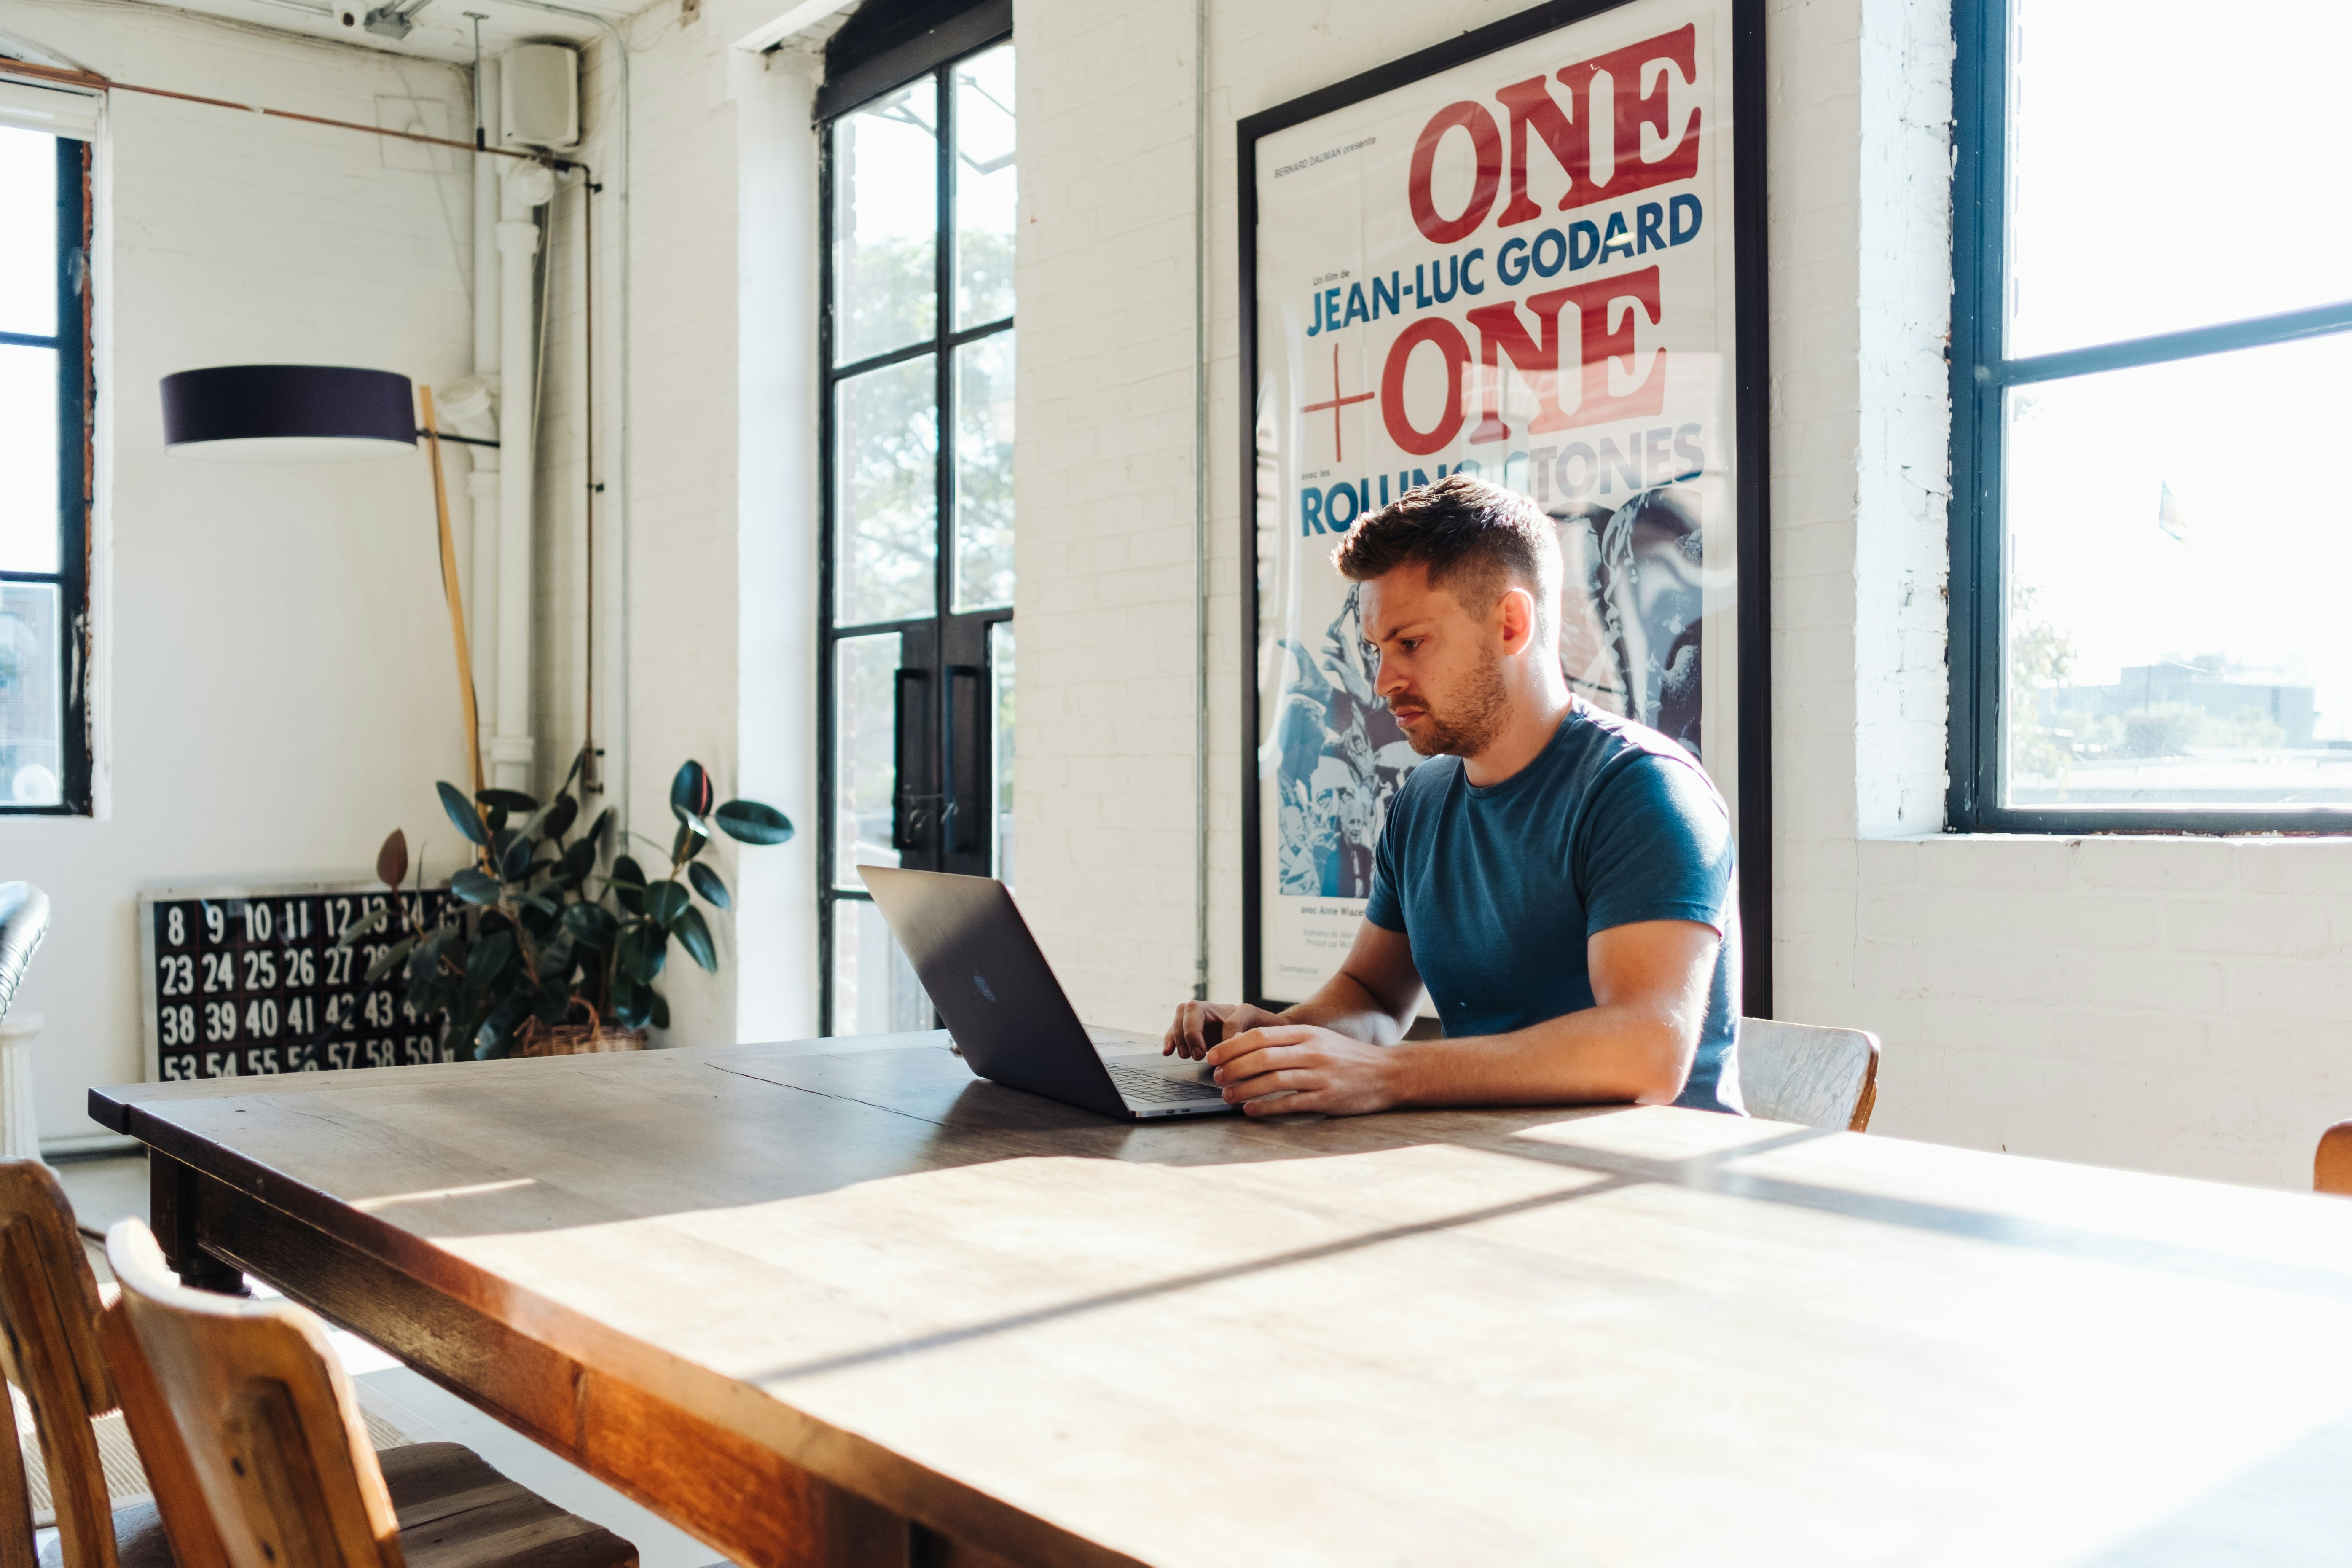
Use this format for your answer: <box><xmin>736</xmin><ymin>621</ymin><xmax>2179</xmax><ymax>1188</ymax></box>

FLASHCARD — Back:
<box><xmin>1239</xmin><ymin>0</ymin><xmax>1769</xmax><ymax>1012</ymax></box>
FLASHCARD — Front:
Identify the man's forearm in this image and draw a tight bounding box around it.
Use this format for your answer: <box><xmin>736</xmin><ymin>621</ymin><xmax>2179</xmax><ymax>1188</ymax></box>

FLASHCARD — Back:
<box><xmin>1383</xmin><ymin>1004</ymin><xmax>1694</xmax><ymax>1108</ymax></box>
<box><xmin>1281</xmin><ymin>968</ymin><xmax>1411</xmax><ymax>1046</ymax></box>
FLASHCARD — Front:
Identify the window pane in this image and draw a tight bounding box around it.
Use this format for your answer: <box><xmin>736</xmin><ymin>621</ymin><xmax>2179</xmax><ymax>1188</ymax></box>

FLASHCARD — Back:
<box><xmin>0</xmin><ymin>344</ymin><xmax>59</xmax><ymax>574</ymax></box>
<box><xmin>835</xmin><ymin>633</ymin><xmax>902</xmax><ymax>885</ymax></box>
<box><xmin>2008</xmin><ymin>1</ymin><xmax>2352</xmax><ymax>357</ymax></box>
<box><xmin>830</xmin><ymin>899</ymin><xmax>931</xmax><ymax>1036</ymax></box>
<box><xmin>954</xmin><ymin>43</ymin><xmax>1015</xmax><ymax>328</ymax></box>
<box><xmin>0</xmin><ymin>128</ymin><xmax>55</xmax><ymax>340</ymax></box>
<box><xmin>952</xmin><ymin>331</ymin><xmax>1014</xmax><ymax>612</ymax></box>
<box><xmin>833</xmin><ymin>80</ymin><xmax>937</xmax><ymax>365</ymax></box>
<box><xmin>836</xmin><ymin>356</ymin><xmax>937</xmax><ymax>624</ymax></box>
<box><xmin>990</xmin><ymin>621</ymin><xmax>1015</xmax><ymax>886</ymax></box>
<box><xmin>2003</xmin><ymin>332</ymin><xmax>2352</xmax><ymax>808</ymax></box>
<box><xmin>0</xmin><ymin>583</ymin><xmax>62</xmax><ymax>806</ymax></box>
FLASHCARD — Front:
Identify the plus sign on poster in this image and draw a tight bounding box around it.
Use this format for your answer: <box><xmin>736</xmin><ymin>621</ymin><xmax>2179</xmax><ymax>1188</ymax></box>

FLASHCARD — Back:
<box><xmin>1241</xmin><ymin>0</ymin><xmax>1766</xmax><ymax>1006</ymax></box>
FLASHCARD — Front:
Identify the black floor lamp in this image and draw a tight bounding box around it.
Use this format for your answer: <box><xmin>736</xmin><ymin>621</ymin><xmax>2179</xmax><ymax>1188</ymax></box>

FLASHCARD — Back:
<box><xmin>160</xmin><ymin>365</ymin><xmax>485</xmax><ymax>799</ymax></box>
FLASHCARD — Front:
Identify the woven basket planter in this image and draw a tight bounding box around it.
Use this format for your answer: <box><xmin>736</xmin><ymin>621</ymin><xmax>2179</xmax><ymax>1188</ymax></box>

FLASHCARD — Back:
<box><xmin>513</xmin><ymin>1016</ymin><xmax>649</xmax><ymax>1057</ymax></box>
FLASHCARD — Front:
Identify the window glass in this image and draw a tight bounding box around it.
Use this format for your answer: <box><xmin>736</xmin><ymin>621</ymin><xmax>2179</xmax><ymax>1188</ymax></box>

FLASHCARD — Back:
<box><xmin>836</xmin><ymin>356</ymin><xmax>938</xmax><ymax>625</ymax></box>
<box><xmin>990</xmin><ymin>620</ymin><xmax>1015</xmax><ymax>885</ymax></box>
<box><xmin>833</xmin><ymin>80</ymin><xmax>938</xmax><ymax>365</ymax></box>
<box><xmin>2003</xmin><ymin>332</ymin><xmax>2352</xmax><ymax>807</ymax></box>
<box><xmin>0</xmin><ymin>343</ymin><xmax>59</xmax><ymax>572</ymax></box>
<box><xmin>2007</xmin><ymin>0</ymin><xmax>2352</xmax><ymax>357</ymax></box>
<box><xmin>835</xmin><ymin>632</ymin><xmax>904</xmax><ymax>883</ymax></box>
<box><xmin>952</xmin><ymin>331</ymin><xmax>1014</xmax><ymax>612</ymax></box>
<box><xmin>0</xmin><ymin>583</ymin><xmax>62</xmax><ymax>806</ymax></box>
<box><xmin>953</xmin><ymin>43</ymin><xmax>1015</xmax><ymax>328</ymax></box>
<box><xmin>0</xmin><ymin>127</ymin><xmax>55</xmax><ymax>339</ymax></box>
<box><xmin>830</xmin><ymin>899</ymin><xmax>931</xmax><ymax>1035</ymax></box>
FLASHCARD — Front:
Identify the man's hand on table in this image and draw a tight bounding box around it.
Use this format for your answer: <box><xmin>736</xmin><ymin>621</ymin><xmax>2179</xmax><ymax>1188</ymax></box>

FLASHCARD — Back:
<box><xmin>1205</xmin><ymin>1023</ymin><xmax>1401</xmax><ymax>1116</ymax></box>
<box><xmin>1162</xmin><ymin>1000</ymin><xmax>1287</xmax><ymax>1060</ymax></box>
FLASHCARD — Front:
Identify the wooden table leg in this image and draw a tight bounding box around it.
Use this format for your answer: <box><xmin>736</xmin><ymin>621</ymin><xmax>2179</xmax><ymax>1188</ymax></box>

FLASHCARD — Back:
<box><xmin>147</xmin><ymin>1148</ymin><xmax>247</xmax><ymax>1295</ymax></box>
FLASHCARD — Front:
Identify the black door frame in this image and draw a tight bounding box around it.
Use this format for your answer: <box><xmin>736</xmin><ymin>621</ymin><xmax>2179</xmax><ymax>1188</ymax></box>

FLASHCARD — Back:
<box><xmin>816</xmin><ymin>21</ymin><xmax>1014</xmax><ymax>1034</ymax></box>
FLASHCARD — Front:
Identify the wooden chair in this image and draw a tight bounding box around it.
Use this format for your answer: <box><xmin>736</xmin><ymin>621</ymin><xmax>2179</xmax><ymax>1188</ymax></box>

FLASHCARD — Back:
<box><xmin>1736</xmin><ymin>1017</ymin><xmax>1881</xmax><ymax>1132</ymax></box>
<box><xmin>0</xmin><ymin>1156</ymin><xmax>215</xmax><ymax>1568</ymax></box>
<box><xmin>2317</xmin><ymin>1121</ymin><xmax>2352</xmax><ymax>1196</ymax></box>
<box><xmin>104</xmin><ymin>1218</ymin><xmax>637</xmax><ymax>1568</ymax></box>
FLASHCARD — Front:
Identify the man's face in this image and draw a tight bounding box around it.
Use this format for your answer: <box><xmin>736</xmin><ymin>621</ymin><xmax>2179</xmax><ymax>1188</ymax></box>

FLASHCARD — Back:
<box><xmin>1357</xmin><ymin>562</ymin><xmax>1512</xmax><ymax>759</ymax></box>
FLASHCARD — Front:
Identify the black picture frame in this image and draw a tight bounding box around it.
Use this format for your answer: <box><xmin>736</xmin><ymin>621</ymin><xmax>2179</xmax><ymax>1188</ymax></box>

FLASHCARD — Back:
<box><xmin>1236</xmin><ymin>0</ymin><xmax>1772</xmax><ymax>1015</ymax></box>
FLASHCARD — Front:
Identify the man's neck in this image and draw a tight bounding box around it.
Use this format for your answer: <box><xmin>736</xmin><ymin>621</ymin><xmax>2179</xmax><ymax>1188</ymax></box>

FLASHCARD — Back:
<box><xmin>1460</xmin><ymin>690</ymin><xmax>1573</xmax><ymax>788</ymax></box>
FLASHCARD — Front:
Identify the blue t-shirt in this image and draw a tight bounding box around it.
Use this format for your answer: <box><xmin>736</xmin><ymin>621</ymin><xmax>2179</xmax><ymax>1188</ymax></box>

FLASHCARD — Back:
<box><xmin>1364</xmin><ymin>703</ymin><xmax>1742</xmax><ymax>1113</ymax></box>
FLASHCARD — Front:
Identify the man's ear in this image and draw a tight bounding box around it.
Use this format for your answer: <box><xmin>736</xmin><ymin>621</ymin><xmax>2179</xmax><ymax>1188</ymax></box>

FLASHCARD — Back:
<box><xmin>1496</xmin><ymin>585</ymin><xmax>1537</xmax><ymax>655</ymax></box>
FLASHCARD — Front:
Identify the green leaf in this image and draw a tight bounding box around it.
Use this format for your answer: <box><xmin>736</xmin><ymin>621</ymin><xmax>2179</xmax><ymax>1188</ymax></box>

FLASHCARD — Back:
<box><xmin>611</xmin><ymin>855</ymin><xmax>646</xmax><ymax>914</ymax></box>
<box><xmin>672</xmin><ymin>905</ymin><xmax>717</xmax><ymax>972</ymax></box>
<box><xmin>671</xmin><ymin>816</ymin><xmax>710</xmax><ymax>865</ymax></box>
<box><xmin>670</xmin><ymin>759</ymin><xmax>714</xmax><ymax>824</ymax></box>
<box><xmin>611</xmin><ymin>979</ymin><xmax>652</xmax><ymax>1031</ymax></box>
<box><xmin>473</xmin><ymin>992</ymin><xmax>532</xmax><ymax>1059</ymax></box>
<box><xmin>451</xmin><ymin>869</ymin><xmax>502</xmax><ymax>905</ymax></box>
<box><xmin>563</xmin><ymin>902</ymin><xmax>620</xmax><ymax>948</ymax></box>
<box><xmin>477</xmin><ymin>787</ymin><xmax>540</xmax><ymax>813</ymax></box>
<box><xmin>438</xmin><ymin>781</ymin><xmax>489</xmax><ymax>847</ymax></box>
<box><xmin>713</xmin><ymin>800</ymin><xmax>794</xmax><ymax>845</ymax></box>
<box><xmin>644</xmin><ymin>880</ymin><xmax>690</xmax><ymax>926</ymax></box>
<box><xmin>687</xmin><ymin>862</ymin><xmax>729</xmax><ymax>910</ymax></box>
<box><xmin>585</xmin><ymin>808</ymin><xmax>613</xmax><ymax>849</ymax></box>
<box><xmin>618</xmin><ymin>923</ymin><xmax>668</xmax><ymax>984</ymax></box>
<box><xmin>541</xmin><ymin>794</ymin><xmax>579</xmax><ymax>842</ymax></box>
<box><xmin>335</xmin><ymin>905</ymin><xmax>391</xmax><ymax>948</ymax></box>
<box><xmin>559</xmin><ymin>837</ymin><xmax>599</xmax><ymax>880</ymax></box>
<box><xmin>647</xmin><ymin>988</ymin><xmax>671</xmax><ymax>1031</ymax></box>
<box><xmin>365</xmin><ymin>936</ymin><xmax>415</xmax><ymax>984</ymax></box>
<box><xmin>376</xmin><ymin>830</ymin><xmax>409</xmax><ymax>890</ymax></box>
<box><xmin>467</xmin><ymin>930</ymin><xmax>515</xmax><ymax>987</ymax></box>
<box><xmin>498</xmin><ymin>829</ymin><xmax>534</xmax><ymax>881</ymax></box>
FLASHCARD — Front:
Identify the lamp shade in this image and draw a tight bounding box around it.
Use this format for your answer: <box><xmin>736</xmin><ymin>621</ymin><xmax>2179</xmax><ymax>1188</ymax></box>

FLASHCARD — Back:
<box><xmin>161</xmin><ymin>365</ymin><xmax>416</xmax><ymax>462</ymax></box>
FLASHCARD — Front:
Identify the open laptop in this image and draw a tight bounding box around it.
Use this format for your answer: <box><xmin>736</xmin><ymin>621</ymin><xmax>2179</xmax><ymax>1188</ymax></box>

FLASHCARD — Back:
<box><xmin>859</xmin><ymin>865</ymin><xmax>1236</xmax><ymax>1120</ymax></box>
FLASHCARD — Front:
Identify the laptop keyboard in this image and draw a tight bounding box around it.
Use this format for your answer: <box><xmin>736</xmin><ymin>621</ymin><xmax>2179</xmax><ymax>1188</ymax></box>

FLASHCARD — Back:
<box><xmin>1107</xmin><ymin>1062</ymin><xmax>1227</xmax><ymax>1104</ymax></box>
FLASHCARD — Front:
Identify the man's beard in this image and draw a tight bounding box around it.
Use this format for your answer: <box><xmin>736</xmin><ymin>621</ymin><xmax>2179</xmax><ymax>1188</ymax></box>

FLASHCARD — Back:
<box><xmin>1397</xmin><ymin>647</ymin><xmax>1510</xmax><ymax>758</ymax></box>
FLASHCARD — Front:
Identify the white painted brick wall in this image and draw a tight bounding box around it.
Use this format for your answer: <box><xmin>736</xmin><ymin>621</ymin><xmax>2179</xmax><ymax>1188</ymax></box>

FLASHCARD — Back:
<box><xmin>0</xmin><ymin>1</ymin><xmax>480</xmax><ymax>1141</ymax></box>
<box><xmin>1013</xmin><ymin>0</ymin><xmax>2352</xmax><ymax>1191</ymax></box>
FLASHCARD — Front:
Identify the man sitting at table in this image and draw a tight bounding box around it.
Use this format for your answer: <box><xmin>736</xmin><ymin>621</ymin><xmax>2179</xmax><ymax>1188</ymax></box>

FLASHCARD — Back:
<box><xmin>1165</xmin><ymin>474</ymin><xmax>1741</xmax><ymax>1115</ymax></box>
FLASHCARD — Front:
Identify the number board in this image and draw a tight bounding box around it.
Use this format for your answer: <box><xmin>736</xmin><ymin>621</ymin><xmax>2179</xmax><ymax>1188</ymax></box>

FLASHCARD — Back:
<box><xmin>139</xmin><ymin>883</ymin><xmax>457</xmax><ymax>1082</ymax></box>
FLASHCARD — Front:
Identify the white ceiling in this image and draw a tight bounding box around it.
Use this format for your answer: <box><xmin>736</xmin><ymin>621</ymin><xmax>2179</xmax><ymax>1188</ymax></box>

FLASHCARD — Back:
<box><xmin>124</xmin><ymin>0</ymin><xmax>633</xmax><ymax>67</ymax></box>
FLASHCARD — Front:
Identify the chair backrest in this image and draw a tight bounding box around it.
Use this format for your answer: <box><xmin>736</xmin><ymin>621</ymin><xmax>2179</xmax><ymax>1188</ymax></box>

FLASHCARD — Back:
<box><xmin>0</xmin><ymin>886</ymin><xmax>48</xmax><ymax>1024</ymax></box>
<box><xmin>0</xmin><ymin>1158</ymin><xmax>118</xmax><ymax>1568</ymax></box>
<box><xmin>105</xmin><ymin>1221</ymin><xmax>403</xmax><ymax>1568</ymax></box>
<box><xmin>1736</xmin><ymin>1017</ymin><xmax>1881</xmax><ymax>1132</ymax></box>
<box><xmin>2318</xmin><ymin>1122</ymin><xmax>2352</xmax><ymax>1196</ymax></box>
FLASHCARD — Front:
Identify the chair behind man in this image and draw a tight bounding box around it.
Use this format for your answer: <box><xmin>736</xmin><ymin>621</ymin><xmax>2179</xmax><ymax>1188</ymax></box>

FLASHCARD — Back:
<box><xmin>1736</xmin><ymin>1018</ymin><xmax>1880</xmax><ymax>1132</ymax></box>
<box><xmin>103</xmin><ymin>1219</ymin><xmax>638</xmax><ymax>1568</ymax></box>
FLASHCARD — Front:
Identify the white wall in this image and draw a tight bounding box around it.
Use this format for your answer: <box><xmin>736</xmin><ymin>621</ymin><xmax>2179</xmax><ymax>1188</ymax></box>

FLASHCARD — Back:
<box><xmin>1012</xmin><ymin>0</ymin><xmax>2352</xmax><ymax>1192</ymax></box>
<box><xmin>1</xmin><ymin>1</ymin><xmax>481</xmax><ymax>1144</ymax></box>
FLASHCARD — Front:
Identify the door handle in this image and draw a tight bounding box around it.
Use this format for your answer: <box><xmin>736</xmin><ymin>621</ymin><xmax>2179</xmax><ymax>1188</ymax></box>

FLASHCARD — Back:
<box><xmin>943</xmin><ymin>664</ymin><xmax>983</xmax><ymax>856</ymax></box>
<box><xmin>891</xmin><ymin>667</ymin><xmax>927</xmax><ymax>851</ymax></box>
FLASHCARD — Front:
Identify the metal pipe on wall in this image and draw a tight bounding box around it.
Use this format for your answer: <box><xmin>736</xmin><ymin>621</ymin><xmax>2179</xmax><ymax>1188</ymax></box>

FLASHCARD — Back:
<box><xmin>467</xmin><ymin>53</ymin><xmax>503</xmax><ymax>763</ymax></box>
<box><xmin>494</xmin><ymin>158</ymin><xmax>555</xmax><ymax>791</ymax></box>
<box><xmin>1192</xmin><ymin>0</ymin><xmax>1211</xmax><ymax>1002</ymax></box>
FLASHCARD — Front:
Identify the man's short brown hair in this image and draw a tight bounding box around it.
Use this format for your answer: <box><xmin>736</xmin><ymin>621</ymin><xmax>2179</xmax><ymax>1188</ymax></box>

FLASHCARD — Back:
<box><xmin>1331</xmin><ymin>475</ymin><xmax>1562</xmax><ymax>650</ymax></box>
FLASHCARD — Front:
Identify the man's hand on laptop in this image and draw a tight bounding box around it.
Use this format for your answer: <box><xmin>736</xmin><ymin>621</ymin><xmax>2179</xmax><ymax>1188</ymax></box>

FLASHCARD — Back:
<box><xmin>1204</xmin><ymin>1024</ymin><xmax>1398</xmax><ymax>1116</ymax></box>
<box><xmin>1163</xmin><ymin>1000</ymin><xmax>1286</xmax><ymax>1060</ymax></box>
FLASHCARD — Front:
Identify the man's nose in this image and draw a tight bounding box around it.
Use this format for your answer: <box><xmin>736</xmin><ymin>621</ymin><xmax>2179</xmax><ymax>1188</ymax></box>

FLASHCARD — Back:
<box><xmin>1374</xmin><ymin>652</ymin><xmax>1405</xmax><ymax>696</ymax></box>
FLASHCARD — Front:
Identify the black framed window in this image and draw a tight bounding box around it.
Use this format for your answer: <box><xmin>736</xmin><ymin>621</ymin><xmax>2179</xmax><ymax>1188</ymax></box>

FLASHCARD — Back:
<box><xmin>1950</xmin><ymin>0</ymin><xmax>2352</xmax><ymax>831</ymax></box>
<box><xmin>818</xmin><ymin>26</ymin><xmax>1015</xmax><ymax>1034</ymax></box>
<box><xmin>0</xmin><ymin>124</ymin><xmax>92</xmax><ymax>814</ymax></box>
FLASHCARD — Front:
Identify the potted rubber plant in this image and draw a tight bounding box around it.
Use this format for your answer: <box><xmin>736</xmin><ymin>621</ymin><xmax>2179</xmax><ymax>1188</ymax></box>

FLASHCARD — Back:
<box><xmin>345</xmin><ymin>748</ymin><xmax>793</xmax><ymax>1058</ymax></box>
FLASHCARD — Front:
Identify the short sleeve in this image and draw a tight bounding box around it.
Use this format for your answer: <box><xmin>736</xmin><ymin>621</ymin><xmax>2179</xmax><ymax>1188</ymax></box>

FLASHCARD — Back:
<box><xmin>1579</xmin><ymin>753</ymin><xmax>1734</xmax><ymax>937</ymax></box>
<box><xmin>1364</xmin><ymin>784</ymin><xmax>1409</xmax><ymax>932</ymax></box>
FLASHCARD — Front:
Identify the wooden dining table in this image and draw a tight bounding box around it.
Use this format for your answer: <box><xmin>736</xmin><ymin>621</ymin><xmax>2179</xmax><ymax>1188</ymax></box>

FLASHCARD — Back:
<box><xmin>91</xmin><ymin>1031</ymin><xmax>2352</xmax><ymax>1568</ymax></box>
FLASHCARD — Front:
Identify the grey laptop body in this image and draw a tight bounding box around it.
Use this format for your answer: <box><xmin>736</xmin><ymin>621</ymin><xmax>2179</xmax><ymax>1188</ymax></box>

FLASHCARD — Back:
<box><xmin>859</xmin><ymin>865</ymin><xmax>1236</xmax><ymax>1120</ymax></box>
